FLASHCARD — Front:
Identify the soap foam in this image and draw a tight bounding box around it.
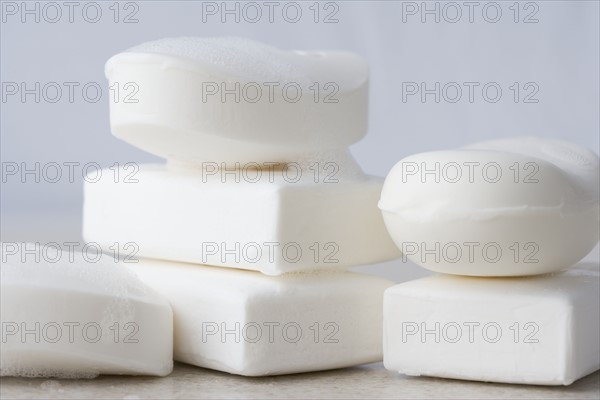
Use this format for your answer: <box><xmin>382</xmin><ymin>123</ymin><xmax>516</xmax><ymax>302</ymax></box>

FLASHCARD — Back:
<box><xmin>105</xmin><ymin>37</ymin><xmax>369</xmax><ymax>165</ymax></box>
<box><xmin>1</xmin><ymin>243</ymin><xmax>148</xmax><ymax>326</ymax></box>
<box><xmin>127</xmin><ymin>36</ymin><xmax>308</xmax><ymax>84</ymax></box>
<box><xmin>1</xmin><ymin>243</ymin><xmax>173</xmax><ymax>378</ymax></box>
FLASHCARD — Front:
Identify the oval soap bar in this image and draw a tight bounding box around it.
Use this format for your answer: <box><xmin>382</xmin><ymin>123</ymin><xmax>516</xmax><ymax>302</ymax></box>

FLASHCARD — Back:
<box><xmin>379</xmin><ymin>137</ymin><xmax>599</xmax><ymax>277</ymax></box>
<box><xmin>105</xmin><ymin>37</ymin><xmax>368</xmax><ymax>166</ymax></box>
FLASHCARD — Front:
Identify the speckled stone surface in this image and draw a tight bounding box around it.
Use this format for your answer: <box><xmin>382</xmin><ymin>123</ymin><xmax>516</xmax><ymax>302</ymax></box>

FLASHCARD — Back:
<box><xmin>1</xmin><ymin>363</ymin><xmax>599</xmax><ymax>399</ymax></box>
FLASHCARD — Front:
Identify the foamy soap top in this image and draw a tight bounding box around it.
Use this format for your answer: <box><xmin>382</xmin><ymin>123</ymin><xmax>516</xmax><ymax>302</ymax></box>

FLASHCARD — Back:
<box><xmin>104</xmin><ymin>36</ymin><xmax>370</xmax><ymax>165</ymax></box>
<box><xmin>1</xmin><ymin>244</ymin><xmax>148</xmax><ymax>301</ymax></box>
<box><xmin>1</xmin><ymin>243</ymin><xmax>173</xmax><ymax>378</ymax></box>
<box><xmin>108</xmin><ymin>36</ymin><xmax>368</xmax><ymax>90</ymax></box>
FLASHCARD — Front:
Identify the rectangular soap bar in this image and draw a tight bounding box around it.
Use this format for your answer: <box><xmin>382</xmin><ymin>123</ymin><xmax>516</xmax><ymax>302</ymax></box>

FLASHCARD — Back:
<box><xmin>383</xmin><ymin>263</ymin><xmax>600</xmax><ymax>385</ymax></box>
<box><xmin>83</xmin><ymin>164</ymin><xmax>400</xmax><ymax>275</ymax></box>
<box><xmin>128</xmin><ymin>258</ymin><xmax>393</xmax><ymax>376</ymax></box>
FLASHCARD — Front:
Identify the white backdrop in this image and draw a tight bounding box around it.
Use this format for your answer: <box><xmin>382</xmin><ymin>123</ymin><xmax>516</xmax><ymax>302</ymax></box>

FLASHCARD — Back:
<box><xmin>1</xmin><ymin>1</ymin><xmax>598</xmax><ymax>280</ymax></box>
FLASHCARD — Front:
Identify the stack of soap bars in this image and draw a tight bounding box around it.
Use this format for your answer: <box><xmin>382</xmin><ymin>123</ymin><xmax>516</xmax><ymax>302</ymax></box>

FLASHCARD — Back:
<box><xmin>0</xmin><ymin>37</ymin><xmax>400</xmax><ymax>378</ymax></box>
<box><xmin>380</xmin><ymin>137</ymin><xmax>600</xmax><ymax>385</ymax></box>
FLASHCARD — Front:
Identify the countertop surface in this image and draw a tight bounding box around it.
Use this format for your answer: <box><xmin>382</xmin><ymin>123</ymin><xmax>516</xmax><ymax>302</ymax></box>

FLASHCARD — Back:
<box><xmin>2</xmin><ymin>362</ymin><xmax>599</xmax><ymax>400</ymax></box>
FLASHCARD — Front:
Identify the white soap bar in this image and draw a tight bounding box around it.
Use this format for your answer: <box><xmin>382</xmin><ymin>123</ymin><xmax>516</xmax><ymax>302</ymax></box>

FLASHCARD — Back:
<box><xmin>105</xmin><ymin>37</ymin><xmax>369</xmax><ymax>165</ymax></box>
<box><xmin>383</xmin><ymin>263</ymin><xmax>600</xmax><ymax>385</ymax></box>
<box><xmin>83</xmin><ymin>163</ymin><xmax>400</xmax><ymax>275</ymax></box>
<box><xmin>128</xmin><ymin>258</ymin><xmax>393</xmax><ymax>376</ymax></box>
<box><xmin>379</xmin><ymin>137</ymin><xmax>600</xmax><ymax>276</ymax></box>
<box><xmin>0</xmin><ymin>244</ymin><xmax>173</xmax><ymax>378</ymax></box>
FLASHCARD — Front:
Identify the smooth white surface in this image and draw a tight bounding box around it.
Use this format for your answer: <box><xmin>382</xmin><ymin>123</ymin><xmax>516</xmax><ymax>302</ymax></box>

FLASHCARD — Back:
<box><xmin>106</xmin><ymin>37</ymin><xmax>369</xmax><ymax>165</ymax></box>
<box><xmin>465</xmin><ymin>137</ymin><xmax>600</xmax><ymax>202</ymax></box>
<box><xmin>379</xmin><ymin>137</ymin><xmax>600</xmax><ymax>276</ymax></box>
<box><xmin>383</xmin><ymin>263</ymin><xmax>600</xmax><ymax>385</ymax></box>
<box><xmin>83</xmin><ymin>164</ymin><xmax>400</xmax><ymax>275</ymax></box>
<box><xmin>128</xmin><ymin>258</ymin><xmax>393</xmax><ymax>376</ymax></box>
<box><xmin>0</xmin><ymin>244</ymin><xmax>173</xmax><ymax>378</ymax></box>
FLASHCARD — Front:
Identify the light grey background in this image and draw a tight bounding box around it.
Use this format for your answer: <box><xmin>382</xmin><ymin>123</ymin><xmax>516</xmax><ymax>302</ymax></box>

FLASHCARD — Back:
<box><xmin>1</xmin><ymin>0</ymin><xmax>599</xmax><ymax>281</ymax></box>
